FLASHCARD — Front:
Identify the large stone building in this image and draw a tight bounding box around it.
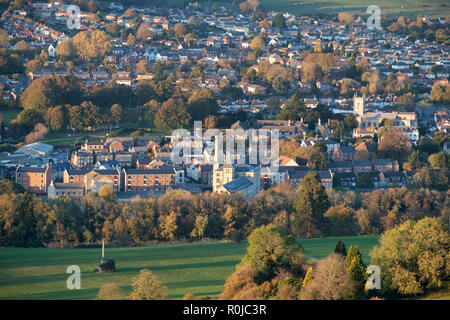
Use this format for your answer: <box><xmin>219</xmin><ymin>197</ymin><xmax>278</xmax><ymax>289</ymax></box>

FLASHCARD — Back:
<box><xmin>353</xmin><ymin>95</ymin><xmax>417</xmax><ymax>129</ymax></box>
<box><xmin>16</xmin><ymin>163</ymin><xmax>52</xmax><ymax>195</ymax></box>
<box><xmin>48</xmin><ymin>181</ymin><xmax>84</xmax><ymax>199</ymax></box>
<box><xmin>122</xmin><ymin>167</ymin><xmax>178</xmax><ymax>192</ymax></box>
<box><xmin>212</xmin><ymin>139</ymin><xmax>260</xmax><ymax>198</ymax></box>
<box><xmin>64</xmin><ymin>168</ymin><xmax>121</xmax><ymax>192</ymax></box>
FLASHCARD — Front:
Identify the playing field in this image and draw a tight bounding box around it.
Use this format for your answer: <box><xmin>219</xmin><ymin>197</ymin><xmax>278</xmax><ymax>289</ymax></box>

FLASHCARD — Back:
<box><xmin>0</xmin><ymin>235</ymin><xmax>379</xmax><ymax>300</ymax></box>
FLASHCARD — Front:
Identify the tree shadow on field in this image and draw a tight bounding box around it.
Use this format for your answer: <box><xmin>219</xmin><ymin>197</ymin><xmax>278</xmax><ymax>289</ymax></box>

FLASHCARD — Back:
<box><xmin>117</xmin><ymin>260</ymin><xmax>240</xmax><ymax>274</ymax></box>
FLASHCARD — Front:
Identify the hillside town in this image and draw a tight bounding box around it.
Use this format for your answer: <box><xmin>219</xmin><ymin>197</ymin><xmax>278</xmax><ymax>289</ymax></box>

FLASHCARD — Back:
<box><xmin>0</xmin><ymin>1</ymin><xmax>448</xmax><ymax>201</ymax></box>
<box><xmin>0</xmin><ymin>0</ymin><xmax>449</xmax><ymax>304</ymax></box>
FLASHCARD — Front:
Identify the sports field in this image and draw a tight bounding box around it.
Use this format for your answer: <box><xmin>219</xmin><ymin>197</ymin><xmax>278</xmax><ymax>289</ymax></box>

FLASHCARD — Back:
<box><xmin>0</xmin><ymin>235</ymin><xmax>379</xmax><ymax>300</ymax></box>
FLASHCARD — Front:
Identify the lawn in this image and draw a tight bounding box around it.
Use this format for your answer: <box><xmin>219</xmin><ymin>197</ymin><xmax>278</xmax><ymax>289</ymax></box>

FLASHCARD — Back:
<box><xmin>0</xmin><ymin>235</ymin><xmax>379</xmax><ymax>300</ymax></box>
<box><xmin>0</xmin><ymin>110</ymin><xmax>20</xmax><ymax>124</ymax></box>
<box><xmin>40</xmin><ymin>132</ymin><xmax>86</xmax><ymax>147</ymax></box>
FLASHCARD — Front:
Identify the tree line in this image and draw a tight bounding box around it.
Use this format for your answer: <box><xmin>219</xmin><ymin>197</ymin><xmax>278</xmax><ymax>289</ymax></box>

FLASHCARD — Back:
<box><xmin>0</xmin><ymin>172</ymin><xmax>448</xmax><ymax>248</ymax></box>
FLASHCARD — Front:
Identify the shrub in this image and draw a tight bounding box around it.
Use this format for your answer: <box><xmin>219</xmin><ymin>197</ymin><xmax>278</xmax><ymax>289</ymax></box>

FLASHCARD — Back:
<box><xmin>96</xmin><ymin>282</ymin><xmax>124</xmax><ymax>300</ymax></box>
<box><xmin>98</xmin><ymin>259</ymin><xmax>116</xmax><ymax>272</ymax></box>
<box><xmin>230</xmin><ymin>230</ymin><xmax>244</xmax><ymax>243</ymax></box>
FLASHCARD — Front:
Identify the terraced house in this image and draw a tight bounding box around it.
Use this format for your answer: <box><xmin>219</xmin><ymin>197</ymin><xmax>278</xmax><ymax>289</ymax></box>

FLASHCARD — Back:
<box><xmin>123</xmin><ymin>167</ymin><xmax>178</xmax><ymax>192</ymax></box>
<box><xmin>15</xmin><ymin>163</ymin><xmax>52</xmax><ymax>195</ymax></box>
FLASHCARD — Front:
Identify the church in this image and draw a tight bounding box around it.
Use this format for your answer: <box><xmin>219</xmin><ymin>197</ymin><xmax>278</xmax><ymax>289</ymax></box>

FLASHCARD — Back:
<box><xmin>353</xmin><ymin>94</ymin><xmax>417</xmax><ymax>129</ymax></box>
<box><xmin>212</xmin><ymin>138</ymin><xmax>260</xmax><ymax>199</ymax></box>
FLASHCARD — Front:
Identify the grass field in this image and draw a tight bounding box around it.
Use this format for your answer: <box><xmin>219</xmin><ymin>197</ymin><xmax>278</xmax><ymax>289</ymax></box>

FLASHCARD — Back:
<box><xmin>0</xmin><ymin>110</ymin><xmax>20</xmax><ymax>124</ymax></box>
<box><xmin>40</xmin><ymin>132</ymin><xmax>86</xmax><ymax>147</ymax></box>
<box><xmin>166</xmin><ymin>0</ymin><xmax>450</xmax><ymax>17</ymax></box>
<box><xmin>0</xmin><ymin>235</ymin><xmax>379</xmax><ymax>300</ymax></box>
<box><xmin>259</xmin><ymin>0</ymin><xmax>450</xmax><ymax>17</ymax></box>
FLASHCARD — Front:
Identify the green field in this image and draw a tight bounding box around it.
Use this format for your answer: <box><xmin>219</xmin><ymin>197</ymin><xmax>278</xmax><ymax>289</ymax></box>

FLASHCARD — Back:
<box><xmin>259</xmin><ymin>0</ymin><xmax>450</xmax><ymax>17</ymax></box>
<box><xmin>166</xmin><ymin>0</ymin><xmax>450</xmax><ymax>17</ymax></box>
<box><xmin>0</xmin><ymin>235</ymin><xmax>379</xmax><ymax>300</ymax></box>
<box><xmin>0</xmin><ymin>110</ymin><xmax>20</xmax><ymax>124</ymax></box>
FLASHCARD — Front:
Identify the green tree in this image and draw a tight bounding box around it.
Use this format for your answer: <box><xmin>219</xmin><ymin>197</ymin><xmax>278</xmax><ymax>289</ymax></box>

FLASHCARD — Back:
<box><xmin>129</xmin><ymin>269</ymin><xmax>169</xmax><ymax>300</ymax></box>
<box><xmin>240</xmin><ymin>224</ymin><xmax>304</xmax><ymax>283</ymax></box>
<box><xmin>7</xmin><ymin>193</ymin><xmax>41</xmax><ymax>247</ymax></box>
<box><xmin>346</xmin><ymin>249</ymin><xmax>366</xmax><ymax>299</ymax></box>
<box><xmin>272</xmin><ymin>13</ymin><xmax>286</xmax><ymax>29</ymax></box>
<box><xmin>277</xmin><ymin>93</ymin><xmax>305</xmax><ymax>121</ymax></box>
<box><xmin>356</xmin><ymin>172</ymin><xmax>374</xmax><ymax>189</ymax></box>
<box><xmin>0</xmin><ymin>179</ymin><xmax>25</xmax><ymax>195</ymax></box>
<box><xmin>302</xmin><ymin>267</ymin><xmax>314</xmax><ymax>289</ymax></box>
<box><xmin>334</xmin><ymin>240</ymin><xmax>347</xmax><ymax>256</ymax></box>
<box><xmin>428</xmin><ymin>152</ymin><xmax>447</xmax><ymax>169</ymax></box>
<box><xmin>294</xmin><ymin>172</ymin><xmax>330</xmax><ymax>237</ymax></box>
<box><xmin>187</xmin><ymin>89</ymin><xmax>219</xmax><ymax>121</ymax></box>
<box><xmin>307</xmin><ymin>147</ymin><xmax>327</xmax><ymax>170</ymax></box>
<box><xmin>370</xmin><ymin>217</ymin><xmax>450</xmax><ymax>296</ymax></box>
<box><xmin>155</xmin><ymin>97</ymin><xmax>191</xmax><ymax>130</ymax></box>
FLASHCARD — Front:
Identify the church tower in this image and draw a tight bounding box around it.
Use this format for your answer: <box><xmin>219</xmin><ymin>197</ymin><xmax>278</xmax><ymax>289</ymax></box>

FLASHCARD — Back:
<box><xmin>353</xmin><ymin>93</ymin><xmax>365</xmax><ymax>116</ymax></box>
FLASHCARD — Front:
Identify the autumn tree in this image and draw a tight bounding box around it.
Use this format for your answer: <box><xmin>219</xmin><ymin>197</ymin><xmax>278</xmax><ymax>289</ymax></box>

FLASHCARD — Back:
<box><xmin>220</xmin><ymin>266</ymin><xmax>265</xmax><ymax>300</ymax></box>
<box><xmin>428</xmin><ymin>152</ymin><xmax>448</xmax><ymax>169</ymax></box>
<box><xmin>338</xmin><ymin>12</ymin><xmax>355</xmax><ymax>24</ymax></box>
<box><xmin>190</xmin><ymin>214</ymin><xmax>208</xmax><ymax>239</ymax></box>
<box><xmin>299</xmin><ymin>254</ymin><xmax>356</xmax><ymax>300</ymax></box>
<box><xmin>110</xmin><ymin>104</ymin><xmax>123</xmax><ymax>125</ymax></box>
<box><xmin>129</xmin><ymin>269</ymin><xmax>169</xmax><ymax>300</ymax></box>
<box><xmin>307</xmin><ymin>145</ymin><xmax>327</xmax><ymax>170</ymax></box>
<box><xmin>325</xmin><ymin>205</ymin><xmax>359</xmax><ymax>236</ymax></box>
<box><xmin>136</xmin><ymin>22</ymin><xmax>153</xmax><ymax>42</ymax></box>
<box><xmin>154</xmin><ymin>97</ymin><xmax>191</xmax><ymax>130</ymax></box>
<box><xmin>96</xmin><ymin>283</ymin><xmax>125</xmax><ymax>300</ymax></box>
<box><xmin>377</xmin><ymin>128</ymin><xmax>412</xmax><ymax>161</ymax></box>
<box><xmin>45</xmin><ymin>105</ymin><xmax>69</xmax><ymax>131</ymax></box>
<box><xmin>20</xmin><ymin>75</ymin><xmax>84</xmax><ymax>113</ymax></box>
<box><xmin>98</xmin><ymin>184</ymin><xmax>116</xmax><ymax>202</ymax></box>
<box><xmin>159</xmin><ymin>212</ymin><xmax>178</xmax><ymax>240</ymax></box>
<box><xmin>250</xmin><ymin>35</ymin><xmax>265</xmax><ymax>51</ymax></box>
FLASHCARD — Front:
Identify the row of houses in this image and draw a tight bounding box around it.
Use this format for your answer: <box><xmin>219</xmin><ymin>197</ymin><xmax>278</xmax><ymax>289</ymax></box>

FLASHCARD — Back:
<box><xmin>17</xmin><ymin>164</ymin><xmax>184</xmax><ymax>198</ymax></box>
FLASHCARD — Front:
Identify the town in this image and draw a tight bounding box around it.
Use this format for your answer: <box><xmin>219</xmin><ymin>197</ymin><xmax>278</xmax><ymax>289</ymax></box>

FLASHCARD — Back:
<box><xmin>0</xmin><ymin>0</ymin><xmax>449</xmax><ymax>303</ymax></box>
